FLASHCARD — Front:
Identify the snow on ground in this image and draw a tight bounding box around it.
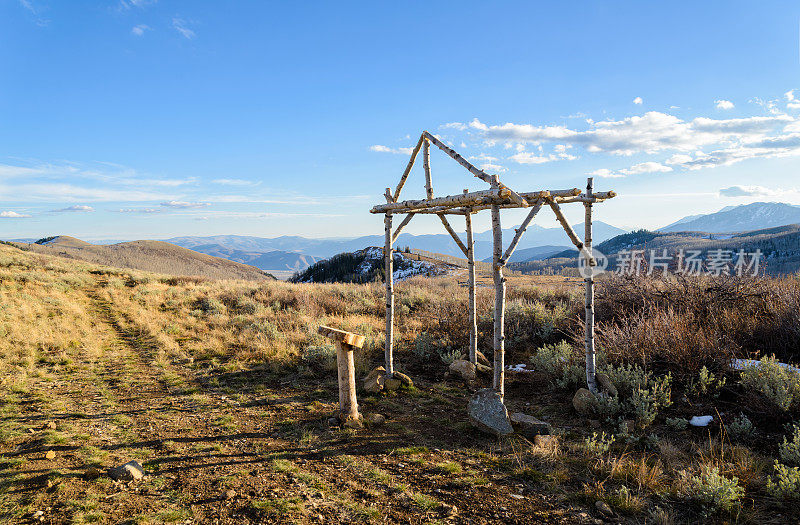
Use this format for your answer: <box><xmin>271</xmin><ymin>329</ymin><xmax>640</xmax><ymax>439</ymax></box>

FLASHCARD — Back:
<box><xmin>731</xmin><ymin>358</ymin><xmax>800</xmax><ymax>373</ymax></box>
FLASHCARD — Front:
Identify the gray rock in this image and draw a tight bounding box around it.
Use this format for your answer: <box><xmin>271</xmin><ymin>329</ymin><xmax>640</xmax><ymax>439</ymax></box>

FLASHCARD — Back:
<box><xmin>363</xmin><ymin>366</ymin><xmax>385</xmax><ymax>394</ymax></box>
<box><xmin>367</xmin><ymin>413</ymin><xmax>386</xmax><ymax>426</ymax></box>
<box><xmin>475</xmin><ymin>350</ymin><xmax>491</xmax><ymax>367</ymax></box>
<box><xmin>595</xmin><ymin>373</ymin><xmax>618</xmax><ymax>397</ymax></box>
<box><xmin>468</xmin><ymin>388</ymin><xmax>513</xmax><ymax>437</ymax></box>
<box><xmin>383</xmin><ymin>378</ymin><xmax>401</xmax><ymax>391</ymax></box>
<box><xmin>108</xmin><ymin>461</ymin><xmax>145</xmax><ymax>481</ymax></box>
<box><xmin>449</xmin><ymin>359</ymin><xmax>476</xmax><ymax>382</ymax></box>
<box><xmin>510</xmin><ymin>412</ymin><xmax>551</xmax><ymax>438</ymax></box>
<box><xmin>393</xmin><ymin>372</ymin><xmax>414</xmax><ymax>388</ymax></box>
<box><xmin>573</xmin><ymin>388</ymin><xmax>595</xmax><ymax>415</ymax></box>
<box><xmin>595</xmin><ymin>500</ymin><xmax>614</xmax><ymax>518</ymax></box>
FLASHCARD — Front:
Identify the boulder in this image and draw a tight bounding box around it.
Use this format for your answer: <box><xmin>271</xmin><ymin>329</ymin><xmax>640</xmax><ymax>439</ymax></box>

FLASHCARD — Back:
<box><xmin>363</xmin><ymin>366</ymin><xmax>386</xmax><ymax>394</ymax></box>
<box><xmin>572</xmin><ymin>388</ymin><xmax>595</xmax><ymax>415</ymax></box>
<box><xmin>509</xmin><ymin>412</ymin><xmax>551</xmax><ymax>438</ymax></box>
<box><xmin>367</xmin><ymin>413</ymin><xmax>386</xmax><ymax>426</ymax></box>
<box><xmin>384</xmin><ymin>378</ymin><xmax>401</xmax><ymax>391</ymax></box>
<box><xmin>108</xmin><ymin>461</ymin><xmax>145</xmax><ymax>481</ymax></box>
<box><xmin>468</xmin><ymin>388</ymin><xmax>513</xmax><ymax>437</ymax></box>
<box><xmin>595</xmin><ymin>373</ymin><xmax>618</xmax><ymax>397</ymax></box>
<box><xmin>393</xmin><ymin>372</ymin><xmax>414</xmax><ymax>388</ymax></box>
<box><xmin>449</xmin><ymin>359</ymin><xmax>476</xmax><ymax>382</ymax></box>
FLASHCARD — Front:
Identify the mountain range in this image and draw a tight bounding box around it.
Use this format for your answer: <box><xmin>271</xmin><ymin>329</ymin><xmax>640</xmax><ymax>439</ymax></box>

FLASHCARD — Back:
<box><xmin>659</xmin><ymin>202</ymin><xmax>800</xmax><ymax>233</ymax></box>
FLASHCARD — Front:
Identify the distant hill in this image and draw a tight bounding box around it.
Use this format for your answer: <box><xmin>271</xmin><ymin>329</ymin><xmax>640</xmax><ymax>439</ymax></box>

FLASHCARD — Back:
<box><xmin>291</xmin><ymin>247</ymin><xmax>450</xmax><ymax>283</ymax></box>
<box><xmin>167</xmin><ymin>221</ymin><xmax>627</xmax><ymax>263</ymax></box>
<box><xmin>660</xmin><ymin>202</ymin><xmax>800</xmax><ymax>233</ymax></box>
<box><xmin>187</xmin><ymin>243</ymin><xmax>321</xmax><ymax>272</ymax></box>
<box><xmin>481</xmin><ymin>245</ymin><xmax>570</xmax><ymax>264</ymax></box>
<box><xmin>17</xmin><ymin>236</ymin><xmax>275</xmax><ymax>281</ymax></box>
<box><xmin>516</xmin><ymin>224</ymin><xmax>800</xmax><ymax>275</ymax></box>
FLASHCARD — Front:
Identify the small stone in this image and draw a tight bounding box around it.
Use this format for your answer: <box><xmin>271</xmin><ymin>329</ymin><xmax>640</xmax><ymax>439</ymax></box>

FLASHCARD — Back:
<box><xmin>108</xmin><ymin>461</ymin><xmax>145</xmax><ymax>481</ymax></box>
<box><xmin>595</xmin><ymin>373</ymin><xmax>617</xmax><ymax>397</ymax></box>
<box><xmin>572</xmin><ymin>388</ymin><xmax>595</xmax><ymax>415</ymax></box>
<box><xmin>509</xmin><ymin>412</ymin><xmax>552</xmax><ymax>438</ymax></box>
<box><xmin>689</xmin><ymin>415</ymin><xmax>714</xmax><ymax>427</ymax></box>
<box><xmin>84</xmin><ymin>467</ymin><xmax>101</xmax><ymax>480</ymax></box>
<box><xmin>384</xmin><ymin>378</ymin><xmax>401</xmax><ymax>391</ymax></box>
<box><xmin>44</xmin><ymin>421</ymin><xmax>57</xmax><ymax>431</ymax></box>
<box><xmin>367</xmin><ymin>413</ymin><xmax>386</xmax><ymax>426</ymax></box>
<box><xmin>363</xmin><ymin>366</ymin><xmax>385</xmax><ymax>394</ymax></box>
<box><xmin>343</xmin><ymin>417</ymin><xmax>364</xmax><ymax>429</ymax></box>
<box><xmin>588</xmin><ymin>419</ymin><xmax>601</xmax><ymax>429</ymax></box>
<box><xmin>225</xmin><ymin>489</ymin><xmax>237</xmax><ymax>500</ymax></box>
<box><xmin>595</xmin><ymin>500</ymin><xmax>614</xmax><ymax>518</ymax></box>
<box><xmin>393</xmin><ymin>371</ymin><xmax>414</xmax><ymax>388</ymax></box>
<box><xmin>468</xmin><ymin>388</ymin><xmax>513</xmax><ymax>437</ymax></box>
<box><xmin>45</xmin><ymin>450</ymin><xmax>56</xmax><ymax>460</ymax></box>
<box><xmin>510</xmin><ymin>493</ymin><xmax>524</xmax><ymax>500</ymax></box>
<box><xmin>449</xmin><ymin>359</ymin><xmax>476</xmax><ymax>382</ymax></box>
<box><xmin>327</xmin><ymin>416</ymin><xmax>340</xmax><ymax>427</ymax></box>
<box><xmin>533</xmin><ymin>434</ymin><xmax>556</xmax><ymax>447</ymax></box>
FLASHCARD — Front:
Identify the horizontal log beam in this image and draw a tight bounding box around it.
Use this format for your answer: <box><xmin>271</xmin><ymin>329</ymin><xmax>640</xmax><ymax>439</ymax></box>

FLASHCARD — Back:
<box><xmin>371</xmin><ymin>188</ymin><xmax>545</xmax><ymax>214</ymax></box>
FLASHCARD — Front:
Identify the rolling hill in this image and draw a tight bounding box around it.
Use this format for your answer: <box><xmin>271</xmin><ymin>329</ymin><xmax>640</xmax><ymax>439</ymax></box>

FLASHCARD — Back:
<box><xmin>16</xmin><ymin>236</ymin><xmax>275</xmax><ymax>281</ymax></box>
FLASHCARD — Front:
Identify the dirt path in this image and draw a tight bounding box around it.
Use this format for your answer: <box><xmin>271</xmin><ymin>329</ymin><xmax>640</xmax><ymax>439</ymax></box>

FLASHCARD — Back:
<box><xmin>0</xmin><ymin>282</ymin><xmax>602</xmax><ymax>524</ymax></box>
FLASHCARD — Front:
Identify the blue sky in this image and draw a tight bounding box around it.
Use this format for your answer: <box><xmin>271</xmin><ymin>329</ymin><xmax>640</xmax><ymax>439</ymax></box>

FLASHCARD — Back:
<box><xmin>1</xmin><ymin>1</ymin><xmax>800</xmax><ymax>241</ymax></box>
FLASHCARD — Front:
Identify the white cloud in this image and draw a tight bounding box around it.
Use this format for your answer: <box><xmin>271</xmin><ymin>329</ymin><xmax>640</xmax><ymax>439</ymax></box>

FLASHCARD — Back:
<box><xmin>719</xmin><ymin>185</ymin><xmax>787</xmax><ymax>197</ymax></box>
<box><xmin>131</xmin><ymin>24</ymin><xmax>149</xmax><ymax>36</ymax></box>
<box><xmin>442</xmin><ymin>122</ymin><xmax>467</xmax><ymax>130</ymax></box>
<box><xmin>587</xmin><ymin>168</ymin><xmax>625</xmax><ymax>178</ymax></box>
<box><xmin>633</xmin><ymin>97</ymin><xmax>643</xmax><ymax>105</ymax></box>
<box><xmin>619</xmin><ymin>161</ymin><xmax>672</xmax><ymax>175</ymax></box>
<box><xmin>0</xmin><ymin>210</ymin><xmax>31</xmax><ymax>218</ymax></box>
<box><xmin>786</xmin><ymin>90</ymin><xmax>796</xmax><ymax>102</ymax></box>
<box><xmin>117</xmin><ymin>208</ymin><xmax>161</xmax><ymax>213</ymax></box>
<box><xmin>369</xmin><ymin>145</ymin><xmax>413</xmax><ymax>155</ymax></box>
<box><xmin>715</xmin><ymin>99</ymin><xmax>734</xmax><ymax>110</ymax></box>
<box><xmin>212</xmin><ymin>178</ymin><xmax>259</xmax><ymax>186</ymax></box>
<box><xmin>53</xmin><ymin>204</ymin><xmax>94</xmax><ymax>213</ymax></box>
<box><xmin>172</xmin><ymin>18</ymin><xmax>195</xmax><ymax>39</ymax></box>
<box><xmin>160</xmin><ymin>201</ymin><xmax>209</xmax><ymax>208</ymax></box>
<box><xmin>508</xmin><ymin>152</ymin><xmax>553</xmax><ymax>164</ymax></box>
<box><xmin>788</xmin><ymin>101</ymin><xmax>800</xmax><ymax>110</ymax></box>
<box><xmin>665</xmin><ymin>153</ymin><xmax>693</xmax><ymax>165</ymax></box>
<box><xmin>479</xmin><ymin>163</ymin><xmax>507</xmax><ymax>173</ymax></box>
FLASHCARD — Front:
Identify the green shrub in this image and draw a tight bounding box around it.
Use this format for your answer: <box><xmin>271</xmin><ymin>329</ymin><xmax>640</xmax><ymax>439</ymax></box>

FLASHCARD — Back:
<box><xmin>766</xmin><ymin>460</ymin><xmax>800</xmax><ymax>499</ymax></box>
<box><xmin>583</xmin><ymin>431</ymin><xmax>615</xmax><ymax>456</ymax></box>
<box><xmin>688</xmin><ymin>366</ymin><xmax>726</xmax><ymax>398</ymax></box>
<box><xmin>530</xmin><ymin>342</ymin><xmax>585</xmax><ymax>390</ymax></box>
<box><xmin>779</xmin><ymin>424</ymin><xmax>800</xmax><ymax>466</ymax></box>
<box><xmin>666</xmin><ymin>417</ymin><xmax>688</xmax><ymax>431</ymax></box>
<box><xmin>682</xmin><ymin>466</ymin><xmax>743</xmax><ymax>513</ymax></box>
<box><xmin>739</xmin><ymin>355</ymin><xmax>800</xmax><ymax>412</ymax></box>
<box><xmin>597</xmin><ymin>363</ymin><xmax>672</xmax><ymax>429</ymax></box>
<box><xmin>726</xmin><ymin>414</ymin><xmax>753</xmax><ymax>442</ymax></box>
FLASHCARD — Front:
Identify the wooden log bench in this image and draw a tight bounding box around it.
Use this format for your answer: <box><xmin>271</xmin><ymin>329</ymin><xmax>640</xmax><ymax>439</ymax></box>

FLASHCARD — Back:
<box><xmin>317</xmin><ymin>325</ymin><xmax>365</xmax><ymax>425</ymax></box>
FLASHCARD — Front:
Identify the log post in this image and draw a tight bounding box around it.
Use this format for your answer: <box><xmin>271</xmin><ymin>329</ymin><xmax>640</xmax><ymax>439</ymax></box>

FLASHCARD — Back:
<box><xmin>584</xmin><ymin>177</ymin><xmax>597</xmax><ymax>394</ymax></box>
<box><xmin>384</xmin><ymin>213</ymin><xmax>394</xmax><ymax>378</ymax></box>
<box><xmin>318</xmin><ymin>326</ymin><xmax>365</xmax><ymax>423</ymax></box>
<box><xmin>423</xmin><ymin>138</ymin><xmax>433</xmax><ymax>199</ymax></box>
<box><xmin>464</xmin><ymin>190</ymin><xmax>478</xmax><ymax>365</ymax></box>
<box><xmin>490</xmin><ymin>178</ymin><xmax>506</xmax><ymax>398</ymax></box>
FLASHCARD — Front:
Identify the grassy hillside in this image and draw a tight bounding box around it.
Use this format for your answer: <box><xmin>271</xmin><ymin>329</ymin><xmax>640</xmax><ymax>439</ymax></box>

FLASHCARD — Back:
<box><xmin>2</xmin><ymin>242</ymin><xmax>800</xmax><ymax>523</ymax></box>
<box><xmin>17</xmin><ymin>236</ymin><xmax>275</xmax><ymax>281</ymax></box>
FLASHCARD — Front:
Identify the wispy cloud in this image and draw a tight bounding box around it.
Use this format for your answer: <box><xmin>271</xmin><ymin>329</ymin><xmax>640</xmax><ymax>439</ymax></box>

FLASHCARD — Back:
<box><xmin>719</xmin><ymin>185</ymin><xmax>793</xmax><ymax>197</ymax></box>
<box><xmin>172</xmin><ymin>18</ymin><xmax>195</xmax><ymax>39</ymax></box>
<box><xmin>0</xmin><ymin>210</ymin><xmax>31</xmax><ymax>218</ymax></box>
<box><xmin>116</xmin><ymin>208</ymin><xmax>161</xmax><ymax>213</ymax></box>
<box><xmin>53</xmin><ymin>205</ymin><xmax>94</xmax><ymax>213</ymax></box>
<box><xmin>160</xmin><ymin>200</ymin><xmax>209</xmax><ymax>208</ymax></box>
<box><xmin>212</xmin><ymin>178</ymin><xmax>260</xmax><ymax>186</ymax></box>
<box><xmin>369</xmin><ymin>145</ymin><xmax>414</xmax><ymax>155</ymax></box>
<box><xmin>131</xmin><ymin>24</ymin><xmax>149</xmax><ymax>36</ymax></box>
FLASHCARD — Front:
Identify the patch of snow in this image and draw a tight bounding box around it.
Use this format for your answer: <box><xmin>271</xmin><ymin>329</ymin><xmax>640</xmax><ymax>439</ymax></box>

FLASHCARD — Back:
<box><xmin>689</xmin><ymin>415</ymin><xmax>713</xmax><ymax>427</ymax></box>
<box><xmin>506</xmin><ymin>363</ymin><xmax>535</xmax><ymax>373</ymax></box>
<box><xmin>731</xmin><ymin>359</ymin><xmax>800</xmax><ymax>373</ymax></box>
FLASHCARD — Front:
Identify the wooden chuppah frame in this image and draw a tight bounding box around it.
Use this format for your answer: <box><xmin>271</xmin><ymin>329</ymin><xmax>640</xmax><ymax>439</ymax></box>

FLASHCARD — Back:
<box><xmin>370</xmin><ymin>131</ymin><xmax>616</xmax><ymax>399</ymax></box>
